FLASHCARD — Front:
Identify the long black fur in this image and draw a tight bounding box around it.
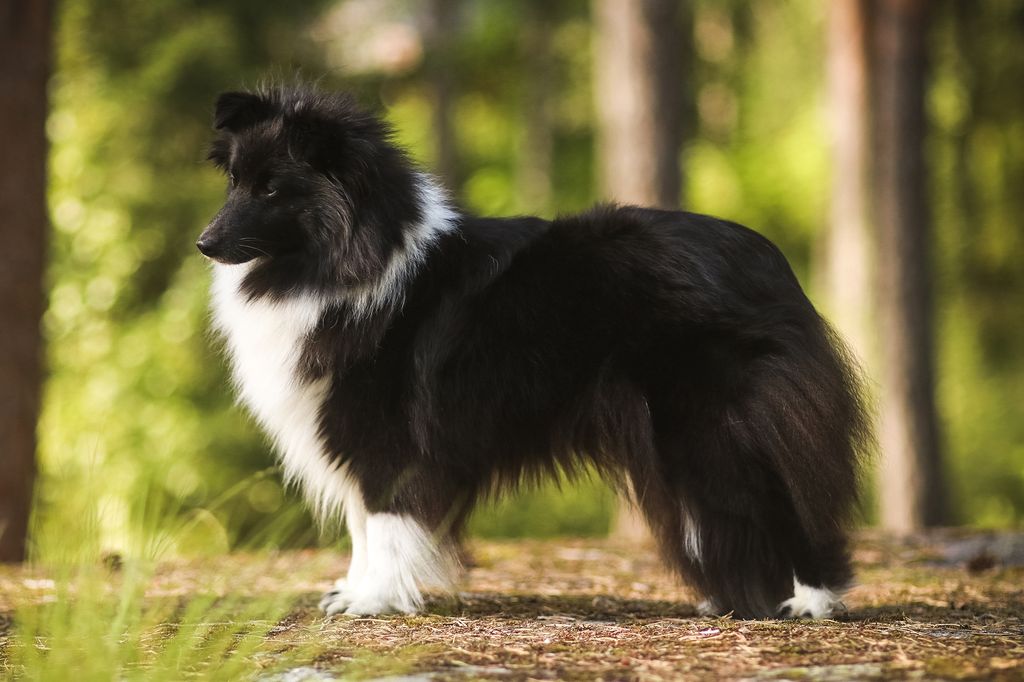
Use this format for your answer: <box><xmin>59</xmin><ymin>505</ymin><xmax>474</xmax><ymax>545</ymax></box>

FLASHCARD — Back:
<box><xmin>199</xmin><ymin>85</ymin><xmax>869</xmax><ymax>619</ymax></box>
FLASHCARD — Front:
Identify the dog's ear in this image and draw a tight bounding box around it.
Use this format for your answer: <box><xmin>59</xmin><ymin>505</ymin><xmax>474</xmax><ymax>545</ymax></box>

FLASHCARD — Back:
<box><xmin>214</xmin><ymin>91</ymin><xmax>273</xmax><ymax>131</ymax></box>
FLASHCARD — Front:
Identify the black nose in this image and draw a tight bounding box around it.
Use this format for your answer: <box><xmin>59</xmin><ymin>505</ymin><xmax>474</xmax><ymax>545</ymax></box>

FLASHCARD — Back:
<box><xmin>196</xmin><ymin>236</ymin><xmax>216</xmax><ymax>257</ymax></box>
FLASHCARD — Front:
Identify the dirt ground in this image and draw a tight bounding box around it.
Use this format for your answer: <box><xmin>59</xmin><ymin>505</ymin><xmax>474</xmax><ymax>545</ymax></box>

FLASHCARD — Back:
<box><xmin>2</xmin><ymin>530</ymin><xmax>1023</xmax><ymax>680</ymax></box>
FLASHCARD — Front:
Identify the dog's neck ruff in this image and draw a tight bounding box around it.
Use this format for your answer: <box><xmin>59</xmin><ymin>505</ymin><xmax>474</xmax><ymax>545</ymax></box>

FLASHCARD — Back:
<box><xmin>211</xmin><ymin>264</ymin><xmax>350</xmax><ymax>523</ymax></box>
<box><xmin>344</xmin><ymin>173</ymin><xmax>459</xmax><ymax>318</ymax></box>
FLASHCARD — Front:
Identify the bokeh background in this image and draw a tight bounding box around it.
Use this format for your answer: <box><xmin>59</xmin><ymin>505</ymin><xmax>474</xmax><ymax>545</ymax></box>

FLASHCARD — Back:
<box><xmin>4</xmin><ymin>0</ymin><xmax>1023</xmax><ymax>563</ymax></box>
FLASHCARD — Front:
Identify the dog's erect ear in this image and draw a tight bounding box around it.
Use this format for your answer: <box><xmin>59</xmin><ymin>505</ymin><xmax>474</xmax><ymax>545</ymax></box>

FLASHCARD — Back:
<box><xmin>214</xmin><ymin>91</ymin><xmax>273</xmax><ymax>131</ymax></box>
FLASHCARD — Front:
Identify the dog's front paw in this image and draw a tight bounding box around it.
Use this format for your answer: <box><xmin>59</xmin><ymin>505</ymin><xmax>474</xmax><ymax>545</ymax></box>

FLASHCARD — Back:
<box><xmin>320</xmin><ymin>580</ymin><xmax>422</xmax><ymax>617</ymax></box>
<box><xmin>319</xmin><ymin>587</ymin><xmax>354</xmax><ymax>617</ymax></box>
<box><xmin>341</xmin><ymin>595</ymin><xmax>417</xmax><ymax>616</ymax></box>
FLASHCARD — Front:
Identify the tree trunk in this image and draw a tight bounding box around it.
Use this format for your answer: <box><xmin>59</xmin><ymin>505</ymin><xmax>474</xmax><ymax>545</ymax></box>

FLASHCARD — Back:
<box><xmin>870</xmin><ymin>0</ymin><xmax>946</xmax><ymax>532</ymax></box>
<box><xmin>0</xmin><ymin>0</ymin><xmax>51</xmax><ymax>563</ymax></box>
<box><xmin>422</xmin><ymin>0</ymin><xmax>461</xmax><ymax>192</ymax></box>
<box><xmin>593</xmin><ymin>0</ymin><xmax>684</xmax><ymax>209</ymax></box>
<box><xmin>820</xmin><ymin>0</ymin><xmax>873</xmax><ymax>367</ymax></box>
<box><xmin>518</xmin><ymin>0</ymin><xmax>555</xmax><ymax>212</ymax></box>
<box><xmin>593</xmin><ymin>0</ymin><xmax>686</xmax><ymax>540</ymax></box>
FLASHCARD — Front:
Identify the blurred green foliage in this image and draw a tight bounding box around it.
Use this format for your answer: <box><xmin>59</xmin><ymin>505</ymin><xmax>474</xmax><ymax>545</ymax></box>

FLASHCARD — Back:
<box><xmin>37</xmin><ymin>0</ymin><xmax>332</xmax><ymax>559</ymax></box>
<box><xmin>34</xmin><ymin>0</ymin><xmax>1024</xmax><ymax>561</ymax></box>
<box><xmin>929</xmin><ymin>2</ymin><xmax>1024</xmax><ymax>526</ymax></box>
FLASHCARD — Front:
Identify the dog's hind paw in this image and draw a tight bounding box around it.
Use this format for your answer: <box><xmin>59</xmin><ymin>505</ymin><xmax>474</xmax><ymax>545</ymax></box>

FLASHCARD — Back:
<box><xmin>777</xmin><ymin>580</ymin><xmax>845</xmax><ymax>619</ymax></box>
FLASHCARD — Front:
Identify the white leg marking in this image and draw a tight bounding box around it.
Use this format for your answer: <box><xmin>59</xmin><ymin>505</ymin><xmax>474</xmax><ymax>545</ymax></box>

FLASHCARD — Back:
<box><xmin>344</xmin><ymin>500</ymin><xmax>368</xmax><ymax>587</ymax></box>
<box><xmin>696</xmin><ymin>598</ymin><xmax>721</xmax><ymax>616</ymax></box>
<box><xmin>323</xmin><ymin>513</ymin><xmax>458</xmax><ymax>617</ymax></box>
<box><xmin>778</xmin><ymin>577</ymin><xmax>845</xmax><ymax>619</ymax></box>
<box><xmin>682</xmin><ymin>510</ymin><xmax>701</xmax><ymax>564</ymax></box>
<box><xmin>318</xmin><ymin>493</ymin><xmax>369</xmax><ymax>612</ymax></box>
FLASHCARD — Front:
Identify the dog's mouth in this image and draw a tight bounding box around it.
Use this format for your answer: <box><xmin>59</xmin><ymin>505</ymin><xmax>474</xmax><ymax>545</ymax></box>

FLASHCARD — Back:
<box><xmin>196</xmin><ymin>234</ymin><xmax>266</xmax><ymax>265</ymax></box>
<box><xmin>199</xmin><ymin>253</ymin><xmax>259</xmax><ymax>265</ymax></box>
<box><xmin>196</xmin><ymin>251</ymin><xmax>262</xmax><ymax>266</ymax></box>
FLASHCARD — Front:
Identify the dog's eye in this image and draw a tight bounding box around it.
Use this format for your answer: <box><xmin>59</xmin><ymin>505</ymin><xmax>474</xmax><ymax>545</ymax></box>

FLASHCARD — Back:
<box><xmin>265</xmin><ymin>187</ymin><xmax>278</xmax><ymax>198</ymax></box>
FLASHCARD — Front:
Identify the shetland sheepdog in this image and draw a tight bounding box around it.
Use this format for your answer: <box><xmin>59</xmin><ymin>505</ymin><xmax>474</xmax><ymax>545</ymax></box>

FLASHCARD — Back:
<box><xmin>198</xmin><ymin>84</ymin><xmax>868</xmax><ymax>619</ymax></box>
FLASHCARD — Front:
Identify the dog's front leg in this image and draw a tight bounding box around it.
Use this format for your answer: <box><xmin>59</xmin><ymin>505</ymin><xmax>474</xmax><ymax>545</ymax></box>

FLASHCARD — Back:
<box><xmin>318</xmin><ymin>498</ymin><xmax>368</xmax><ymax>615</ymax></box>
<box><xmin>323</xmin><ymin>512</ymin><xmax>458</xmax><ymax>616</ymax></box>
<box><xmin>318</xmin><ymin>462</ymin><xmax>465</xmax><ymax>617</ymax></box>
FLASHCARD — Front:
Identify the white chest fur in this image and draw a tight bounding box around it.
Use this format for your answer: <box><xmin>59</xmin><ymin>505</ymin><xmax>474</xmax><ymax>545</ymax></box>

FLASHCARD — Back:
<box><xmin>210</xmin><ymin>263</ymin><xmax>356</xmax><ymax>523</ymax></box>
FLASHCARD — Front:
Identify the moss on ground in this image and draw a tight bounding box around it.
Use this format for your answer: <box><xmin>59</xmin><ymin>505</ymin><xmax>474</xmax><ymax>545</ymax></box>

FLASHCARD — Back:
<box><xmin>1</xmin><ymin>531</ymin><xmax>1022</xmax><ymax>680</ymax></box>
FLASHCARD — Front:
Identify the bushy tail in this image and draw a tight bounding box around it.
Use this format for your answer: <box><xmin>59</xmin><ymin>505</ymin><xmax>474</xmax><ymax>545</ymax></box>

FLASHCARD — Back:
<box><xmin>752</xmin><ymin>318</ymin><xmax>871</xmax><ymax>546</ymax></box>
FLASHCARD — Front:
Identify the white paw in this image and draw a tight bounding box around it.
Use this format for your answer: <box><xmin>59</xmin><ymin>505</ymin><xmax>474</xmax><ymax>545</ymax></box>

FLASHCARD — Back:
<box><xmin>778</xmin><ymin>579</ymin><xmax>845</xmax><ymax>619</ymax></box>
<box><xmin>318</xmin><ymin>568</ymin><xmax>363</xmax><ymax>615</ymax></box>
<box><xmin>342</xmin><ymin>594</ymin><xmax>417</xmax><ymax>616</ymax></box>
<box><xmin>319</xmin><ymin>587</ymin><xmax>354</xmax><ymax>617</ymax></box>
<box><xmin>319</xmin><ymin>578</ymin><xmax>423</xmax><ymax>617</ymax></box>
<box><xmin>320</xmin><ymin>514</ymin><xmax>458</xmax><ymax>618</ymax></box>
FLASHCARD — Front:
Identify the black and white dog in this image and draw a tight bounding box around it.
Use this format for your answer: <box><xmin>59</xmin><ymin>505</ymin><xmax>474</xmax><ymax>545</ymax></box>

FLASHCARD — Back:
<box><xmin>198</xmin><ymin>84</ymin><xmax>868</xmax><ymax>619</ymax></box>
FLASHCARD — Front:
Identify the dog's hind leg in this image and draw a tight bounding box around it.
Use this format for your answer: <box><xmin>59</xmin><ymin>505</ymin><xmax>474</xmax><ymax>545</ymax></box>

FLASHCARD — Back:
<box><xmin>625</xmin><ymin>475</ymin><xmax>717</xmax><ymax>614</ymax></box>
<box><xmin>659</xmin><ymin>415</ymin><xmax>856</xmax><ymax>619</ymax></box>
<box><xmin>666</xmin><ymin>337</ymin><xmax>863</xmax><ymax>620</ymax></box>
<box><xmin>632</xmin><ymin>402</ymin><xmax>818</xmax><ymax>616</ymax></box>
<box><xmin>778</xmin><ymin>527</ymin><xmax>852</xmax><ymax>619</ymax></box>
<box><xmin>628</xmin><ymin>452</ymin><xmax>799</xmax><ymax>620</ymax></box>
<box><xmin>670</xmin><ymin>490</ymin><xmax>797</xmax><ymax>619</ymax></box>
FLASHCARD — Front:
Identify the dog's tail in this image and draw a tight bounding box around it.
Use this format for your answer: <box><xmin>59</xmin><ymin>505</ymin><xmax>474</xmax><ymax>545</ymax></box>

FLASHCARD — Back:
<box><xmin>739</xmin><ymin>313</ymin><xmax>870</xmax><ymax>539</ymax></box>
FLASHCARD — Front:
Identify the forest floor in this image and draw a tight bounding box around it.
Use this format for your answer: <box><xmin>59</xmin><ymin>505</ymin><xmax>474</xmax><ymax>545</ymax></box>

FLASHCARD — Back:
<box><xmin>1</xmin><ymin>530</ymin><xmax>1023</xmax><ymax>680</ymax></box>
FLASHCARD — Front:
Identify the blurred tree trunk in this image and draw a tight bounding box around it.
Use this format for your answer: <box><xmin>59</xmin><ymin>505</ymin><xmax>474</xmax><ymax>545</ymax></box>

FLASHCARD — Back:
<box><xmin>593</xmin><ymin>0</ymin><xmax>685</xmax><ymax>209</ymax></box>
<box><xmin>518</xmin><ymin>0</ymin><xmax>555</xmax><ymax>212</ymax></box>
<box><xmin>870</xmin><ymin>0</ymin><xmax>947</xmax><ymax>532</ymax></box>
<box><xmin>0</xmin><ymin>0</ymin><xmax>50</xmax><ymax>563</ymax></box>
<box><xmin>422</xmin><ymin>0</ymin><xmax>461</xmax><ymax>192</ymax></box>
<box><xmin>820</xmin><ymin>0</ymin><xmax>873</xmax><ymax>366</ymax></box>
<box><xmin>593</xmin><ymin>0</ymin><xmax>688</xmax><ymax>540</ymax></box>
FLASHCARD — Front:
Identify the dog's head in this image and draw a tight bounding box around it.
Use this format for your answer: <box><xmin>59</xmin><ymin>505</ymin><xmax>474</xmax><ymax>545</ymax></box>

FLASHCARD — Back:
<box><xmin>198</xmin><ymin>85</ymin><xmax>422</xmax><ymax>287</ymax></box>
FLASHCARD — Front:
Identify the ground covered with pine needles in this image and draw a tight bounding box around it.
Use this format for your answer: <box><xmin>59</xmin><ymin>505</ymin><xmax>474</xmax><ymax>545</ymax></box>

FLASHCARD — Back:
<box><xmin>1</xmin><ymin>530</ymin><xmax>1022</xmax><ymax>680</ymax></box>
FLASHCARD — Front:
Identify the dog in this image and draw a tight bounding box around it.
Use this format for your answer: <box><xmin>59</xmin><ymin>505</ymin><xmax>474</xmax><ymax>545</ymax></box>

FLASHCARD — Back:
<box><xmin>197</xmin><ymin>84</ymin><xmax>868</xmax><ymax>619</ymax></box>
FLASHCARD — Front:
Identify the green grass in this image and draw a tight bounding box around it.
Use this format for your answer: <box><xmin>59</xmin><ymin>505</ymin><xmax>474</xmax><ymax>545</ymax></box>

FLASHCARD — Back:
<box><xmin>3</xmin><ymin>562</ymin><xmax>300</xmax><ymax>680</ymax></box>
<box><xmin>4</xmin><ymin>469</ymin><xmax>322</xmax><ymax>681</ymax></box>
